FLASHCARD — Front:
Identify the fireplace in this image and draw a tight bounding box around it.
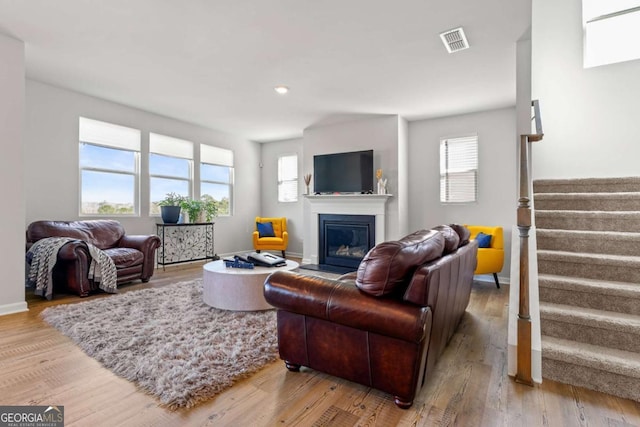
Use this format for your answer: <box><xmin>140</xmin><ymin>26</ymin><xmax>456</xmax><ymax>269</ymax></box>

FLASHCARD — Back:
<box><xmin>319</xmin><ymin>214</ymin><xmax>375</xmax><ymax>270</ymax></box>
<box><xmin>302</xmin><ymin>194</ymin><xmax>390</xmax><ymax>270</ymax></box>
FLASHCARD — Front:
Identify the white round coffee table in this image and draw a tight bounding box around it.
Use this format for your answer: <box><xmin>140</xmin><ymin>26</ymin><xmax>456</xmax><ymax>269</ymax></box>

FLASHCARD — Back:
<box><xmin>202</xmin><ymin>259</ymin><xmax>299</xmax><ymax>311</ymax></box>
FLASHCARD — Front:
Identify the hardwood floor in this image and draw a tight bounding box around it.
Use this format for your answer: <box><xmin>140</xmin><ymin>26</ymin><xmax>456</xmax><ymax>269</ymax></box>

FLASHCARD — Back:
<box><xmin>2</xmin><ymin>264</ymin><xmax>639</xmax><ymax>426</ymax></box>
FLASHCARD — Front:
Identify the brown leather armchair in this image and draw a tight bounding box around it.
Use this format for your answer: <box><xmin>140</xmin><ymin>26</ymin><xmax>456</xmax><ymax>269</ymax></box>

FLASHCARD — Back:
<box><xmin>26</xmin><ymin>220</ymin><xmax>161</xmax><ymax>297</ymax></box>
<box><xmin>264</xmin><ymin>225</ymin><xmax>478</xmax><ymax>408</ymax></box>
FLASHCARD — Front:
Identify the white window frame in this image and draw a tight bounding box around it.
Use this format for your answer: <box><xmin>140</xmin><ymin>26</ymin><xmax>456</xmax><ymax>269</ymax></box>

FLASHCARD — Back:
<box><xmin>79</xmin><ymin>117</ymin><xmax>141</xmax><ymax>216</ymax></box>
<box><xmin>200</xmin><ymin>144</ymin><xmax>234</xmax><ymax>216</ymax></box>
<box><xmin>440</xmin><ymin>135</ymin><xmax>478</xmax><ymax>204</ymax></box>
<box><xmin>278</xmin><ymin>154</ymin><xmax>298</xmax><ymax>203</ymax></box>
<box><xmin>149</xmin><ymin>133</ymin><xmax>194</xmax><ymax>215</ymax></box>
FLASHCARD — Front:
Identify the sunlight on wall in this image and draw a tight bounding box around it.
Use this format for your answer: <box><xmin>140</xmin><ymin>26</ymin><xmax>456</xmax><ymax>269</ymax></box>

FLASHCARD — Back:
<box><xmin>583</xmin><ymin>0</ymin><xmax>640</xmax><ymax>68</ymax></box>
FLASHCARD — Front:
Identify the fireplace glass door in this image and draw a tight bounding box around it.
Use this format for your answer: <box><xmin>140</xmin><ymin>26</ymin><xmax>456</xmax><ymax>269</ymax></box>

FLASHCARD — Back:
<box><xmin>319</xmin><ymin>214</ymin><xmax>375</xmax><ymax>269</ymax></box>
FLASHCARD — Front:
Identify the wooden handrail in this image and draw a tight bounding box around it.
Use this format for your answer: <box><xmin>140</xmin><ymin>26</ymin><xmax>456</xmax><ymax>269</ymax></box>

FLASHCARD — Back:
<box><xmin>515</xmin><ymin>100</ymin><xmax>543</xmax><ymax>386</ymax></box>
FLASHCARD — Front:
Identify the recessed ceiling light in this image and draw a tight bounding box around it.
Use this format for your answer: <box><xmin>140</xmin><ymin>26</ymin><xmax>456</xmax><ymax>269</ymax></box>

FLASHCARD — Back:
<box><xmin>440</xmin><ymin>27</ymin><xmax>469</xmax><ymax>53</ymax></box>
<box><xmin>274</xmin><ymin>85</ymin><xmax>289</xmax><ymax>95</ymax></box>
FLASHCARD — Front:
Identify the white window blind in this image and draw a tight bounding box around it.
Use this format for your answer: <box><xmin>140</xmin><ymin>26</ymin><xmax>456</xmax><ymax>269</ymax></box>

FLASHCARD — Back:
<box><xmin>79</xmin><ymin>117</ymin><xmax>141</xmax><ymax>151</ymax></box>
<box><xmin>440</xmin><ymin>135</ymin><xmax>478</xmax><ymax>203</ymax></box>
<box><xmin>149</xmin><ymin>133</ymin><xmax>193</xmax><ymax>159</ymax></box>
<box><xmin>278</xmin><ymin>154</ymin><xmax>298</xmax><ymax>202</ymax></box>
<box><xmin>201</xmin><ymin>144</ymin><xmax>234</xmax><ymax>166</ymax></box>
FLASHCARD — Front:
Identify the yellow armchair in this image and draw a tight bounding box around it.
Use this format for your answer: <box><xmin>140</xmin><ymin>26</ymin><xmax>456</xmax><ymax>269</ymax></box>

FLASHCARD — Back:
<box><xmin>465</xmin><ymin>225</ymin><xmax>504</xmax><ymax>288</ymax></box>
<box><xmin>253</xmin><ymin>217</ymin><xmax>288</xmax><ymax>258</ymax></box>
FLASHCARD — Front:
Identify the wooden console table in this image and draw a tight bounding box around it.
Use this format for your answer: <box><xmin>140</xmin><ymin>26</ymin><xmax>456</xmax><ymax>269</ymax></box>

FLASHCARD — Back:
<box><xmin>156</xmin><ymin>222</ymin><xmax>215</xmax><ymax>268</ymax></box>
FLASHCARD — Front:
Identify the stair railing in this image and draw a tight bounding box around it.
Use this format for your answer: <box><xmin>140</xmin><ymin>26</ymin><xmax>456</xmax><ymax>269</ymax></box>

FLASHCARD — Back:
<box><xmin>515</xmin><ymin>100</ymin><xmax>544</xmax><ymax>386</ymax></box>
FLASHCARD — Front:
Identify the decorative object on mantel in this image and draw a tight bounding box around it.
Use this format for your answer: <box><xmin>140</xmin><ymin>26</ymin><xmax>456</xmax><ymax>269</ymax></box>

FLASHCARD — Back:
<box><xmin>304</xmin><ymin>173</ymin><xmax>312</xmax><ymax>195</ymax></box>
<box><xmin>40</xmin><ymin>279</ymin><xmax>278</xmax><ymax>409</ymax></box>
<box><xmin>376</xmin><ymin>169</ymin><xmax>388</xmax><ymax>195</ymax></box>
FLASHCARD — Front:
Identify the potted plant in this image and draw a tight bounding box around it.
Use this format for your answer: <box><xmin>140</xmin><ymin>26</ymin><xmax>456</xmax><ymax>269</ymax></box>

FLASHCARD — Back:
<box><xmin>181</xmin><ymin>196</ymin><xmax>219</xmax><ymax>223</ymax></box>
<box><xmin>180</xmin><ymin>199</ymin><xmax>203</xmax><ymax>223</ymax></box>
<box><xmin>158</xmin><ymin>192</ymin><xmax>185</xmax><ymax>224</ymax></box>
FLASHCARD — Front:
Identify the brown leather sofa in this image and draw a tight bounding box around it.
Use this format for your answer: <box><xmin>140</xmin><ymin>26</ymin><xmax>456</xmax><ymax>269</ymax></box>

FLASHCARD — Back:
<box><xmin>26</xmin><ymin>220</ymin><xmax>161</xmax><ymax>297</ymax></box>
<box><xmin>264</xmin><ymin>224</ymin><xmax>478</xmax><ymax>409</ymax></box>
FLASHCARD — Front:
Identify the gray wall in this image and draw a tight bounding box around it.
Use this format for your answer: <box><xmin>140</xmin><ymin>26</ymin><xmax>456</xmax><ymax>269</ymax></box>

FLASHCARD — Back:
<box><xmin>0</xmin><ymin>34</ymin><xmax>27</xmax><ymax>315</ymax></box>
<box><xmin>301</xmin><ymin>115</ymin><xmax>404</xmax><ymax>262</ymax></box>
<box><xmin>262</xmin><ymin>110</ymin><xmax>517</xmax><ymax>283</ymax></box>
<box><xmin>25</xmin><ymin>80</ymin><xmax>262</xmax><ymax>256</ymax></box>
<box><xmin>532</xmin><ymin>0</ymin><xmax>640</xmax><ymax>179</ymax></box>
<box><xmin>408</xmin><ymin>107</ymin><xmax>517</xmax><ymax>281</ymax></box>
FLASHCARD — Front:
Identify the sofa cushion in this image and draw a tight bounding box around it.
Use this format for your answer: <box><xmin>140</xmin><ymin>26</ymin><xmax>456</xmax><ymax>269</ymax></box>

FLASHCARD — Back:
<box><xmin>102</xmin><ymin>247</ymin><xmax>144</xmax><ymax>268</ymax></box>
<box><xmin>356</xmin><ymin>229</ymin><xmax>445</xmax><ymax>297</ymax></box>
<box><xmin>432</xmin><ymin>225</ymin><xmax>460</xmax><ymax>254</ymax></box>
<box><xmin>449</xmin><ymin>224</ymin><xmax>470</xmax><ymax>247</ymax></box>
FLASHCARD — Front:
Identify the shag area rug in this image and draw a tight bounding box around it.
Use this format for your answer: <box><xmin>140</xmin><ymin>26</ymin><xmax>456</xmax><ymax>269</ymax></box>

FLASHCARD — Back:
<box><xmin>41</xmin><ymin>279</ymin><xmax>278</xmax><ymax>409</ymax></box>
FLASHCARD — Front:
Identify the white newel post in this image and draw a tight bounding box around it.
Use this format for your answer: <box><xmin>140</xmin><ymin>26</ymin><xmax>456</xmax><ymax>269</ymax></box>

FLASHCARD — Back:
<box><xmin>303</xmin><ymin>194</ymin><xmax>391</xmax><ymax>265</ymax></box>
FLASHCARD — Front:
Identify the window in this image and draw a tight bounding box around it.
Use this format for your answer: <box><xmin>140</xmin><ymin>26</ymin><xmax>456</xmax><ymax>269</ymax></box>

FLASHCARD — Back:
<box><xmin>79</xmin><ymin>117</ymin><xmax>140</xmax><ymax>215</ymax></box>
<box><xmin>278</xmin><ymin>154</ymin><xmax>298</xmax><ymax>202</ymax></box>
<box><xmin>200</xmin><ymin>144</ymin><xmax>234</xmax><ymax>216</ymax></box>
<box><xmin>583</xmin><ymin>1</ymin><xmax>640</xmax><ymax>68</ymax></box>
<box><xmin>440</xmin><ymin>135</ymin><xmax>478</xmax><ymax>203</ymax></box>
<box><xmin>149</xmin><ymin>133</ymin><xmax>193</xmax><ymax>215</ymax></box>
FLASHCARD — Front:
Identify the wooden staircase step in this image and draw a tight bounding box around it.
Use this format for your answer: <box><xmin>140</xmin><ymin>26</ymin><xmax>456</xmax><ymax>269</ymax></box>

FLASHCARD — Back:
<box><xmin>542</xmin><ymin>336</ymin><xmax>640</xmax><ymax>402</ymax></box>
<box><xmin>536</xmin><ymin>229</ymin><xmax>640</xmax><ymax>256</ymax></box>
<box><xmin>534</xmin><ymin>177</ymin><xmax>640</xmax><ymax>194</ymax></box>
<box><xmin>534</xmin><ymin>192</ymin><xmax>640</xmax><ymax>211</ymax></box>
<box><xmin>539</xmin><ymin>274</ymin><xmax>640</xmax><ymax>315</ymax></box>
<box><xmin>540</xmin><ymin>302</ymin><xmax>640</xmax><ymax>353</ymax></box>
<box><xmin>537</xmin><ymin>250</ymin><xmax>640</xmax><ymax>282</ymax></box>
<box><xmin>535</xmin><ymin>210</ymin><xmax>640</xmax><ymax>232</ymax></box>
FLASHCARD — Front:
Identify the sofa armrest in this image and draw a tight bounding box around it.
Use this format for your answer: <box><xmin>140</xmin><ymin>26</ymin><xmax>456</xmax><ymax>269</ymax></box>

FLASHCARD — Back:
<box><xmin>264</xmin><ymin>270</ymin><xmax>430</xmax><ymax>343</ymax></box>
<box><xmin>119</xmin><ymin>234</ymin><xmax>161</xmax><ymax>253</ymax></box>
<box><xmin>55</xmin><ymin>241</ymin><xmax>92</xmax><ymax>296</ymax></box>
<box><xmin>119</xmin><ymin>234</ymin><xmax>161</xmax><ymax>280</ymax></box>
<box><xmin>56</xmin><ymin>240</ymin><xmax>91</xmax><ymax>261</ymax></box>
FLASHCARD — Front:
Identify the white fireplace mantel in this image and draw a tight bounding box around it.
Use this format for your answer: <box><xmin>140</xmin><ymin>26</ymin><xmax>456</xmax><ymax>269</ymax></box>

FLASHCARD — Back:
<box><xmin>303</xmin><ymin>194</ymin><xmax>392</xmax><ymax>265</ymax></box>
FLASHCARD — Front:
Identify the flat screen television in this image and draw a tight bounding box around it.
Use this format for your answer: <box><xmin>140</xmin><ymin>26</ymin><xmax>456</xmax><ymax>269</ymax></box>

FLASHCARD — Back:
<box><xmin>313</xmin><ymin>150</ymin><xmax>374</xmax><ymax>194</ymax></box>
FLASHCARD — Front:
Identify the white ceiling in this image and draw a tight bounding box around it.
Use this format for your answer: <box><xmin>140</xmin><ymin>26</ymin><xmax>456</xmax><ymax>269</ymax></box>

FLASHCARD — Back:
<box><xmin>0</xmin><ymin>0</ymin><xmax>530</xmax><ymax>142</ymax></box>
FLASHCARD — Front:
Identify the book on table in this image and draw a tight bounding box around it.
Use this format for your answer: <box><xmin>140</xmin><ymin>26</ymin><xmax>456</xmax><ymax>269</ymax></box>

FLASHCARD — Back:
<box><xmin>230</xmin><ymin>252</ymin><xmax>286</xmax><ymax>267</ymax></box>
<box><xmin>246</xmin><ymin>252</ymin><xmax>287</xmax><ymax>267</ymax></box>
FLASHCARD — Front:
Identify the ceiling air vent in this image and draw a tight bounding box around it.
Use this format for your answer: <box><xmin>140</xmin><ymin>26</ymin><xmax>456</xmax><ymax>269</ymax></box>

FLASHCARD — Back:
<box><xmin>440</xmin><ymin>27</ymin><xmax>469</xmax><ymax>53</ymax></box>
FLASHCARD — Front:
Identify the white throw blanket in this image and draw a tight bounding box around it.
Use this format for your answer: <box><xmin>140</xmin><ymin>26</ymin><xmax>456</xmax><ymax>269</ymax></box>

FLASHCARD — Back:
<box><xmin>26</xmin><ymin>237</ymin><xmax>118</xmax><ymax>300</ymax></box>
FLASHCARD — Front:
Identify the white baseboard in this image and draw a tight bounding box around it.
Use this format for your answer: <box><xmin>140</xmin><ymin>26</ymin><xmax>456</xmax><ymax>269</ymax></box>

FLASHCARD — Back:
<box><xmin>0</xmin><ymin>301</ymin><xmax>28</xmax><ymax>316</ymax></box>
<box><xmin>474</xmin><ymin>274</ymin><xmax>510</xmax><ymax>286</ymax></box>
